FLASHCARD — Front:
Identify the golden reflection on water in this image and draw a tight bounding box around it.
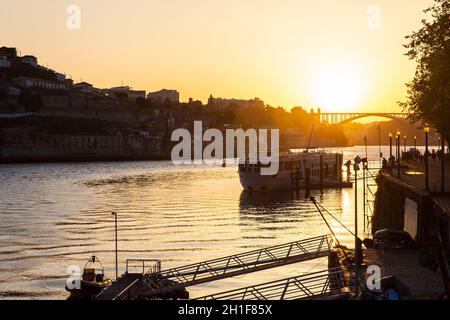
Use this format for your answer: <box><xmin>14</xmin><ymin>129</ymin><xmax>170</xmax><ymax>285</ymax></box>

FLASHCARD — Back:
<box><xmin>0</xmin><ymin>146</ymin><xmax>387</xmax><ymax>299</ymax></box>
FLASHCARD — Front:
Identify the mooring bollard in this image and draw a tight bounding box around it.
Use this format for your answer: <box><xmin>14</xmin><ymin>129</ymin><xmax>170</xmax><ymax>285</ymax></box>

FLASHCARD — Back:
<box><xmin>345</xmin><ymin>160</ymin><xmax>351</xmax><ymax>183</ymax></box>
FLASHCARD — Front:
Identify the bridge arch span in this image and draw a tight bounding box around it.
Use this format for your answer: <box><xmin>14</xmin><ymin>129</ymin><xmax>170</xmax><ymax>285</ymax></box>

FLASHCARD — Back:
<box><xmin>317</xmin><ymin>112</ymin><xmax>411</xmax><ymax>125</ymax></box>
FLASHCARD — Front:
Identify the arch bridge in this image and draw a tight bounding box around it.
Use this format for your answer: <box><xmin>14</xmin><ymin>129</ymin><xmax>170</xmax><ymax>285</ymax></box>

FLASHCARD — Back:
<box><xmin>315</xmin><ymin>112</ymin><xmax>411</xmax><ymax>124</ymax></box>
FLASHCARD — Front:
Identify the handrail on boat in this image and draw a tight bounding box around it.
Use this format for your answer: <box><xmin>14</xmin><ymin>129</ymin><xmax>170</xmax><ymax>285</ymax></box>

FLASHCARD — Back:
<box><xmin>126</xmin><ymin>259</ymin><xmax>161</xmax><ymax>275</ymax></box>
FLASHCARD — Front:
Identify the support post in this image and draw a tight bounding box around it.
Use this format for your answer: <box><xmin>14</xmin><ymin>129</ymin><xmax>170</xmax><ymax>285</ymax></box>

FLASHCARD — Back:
<box><xmin>320</xmin><ymin>155</ymin><xmax>324</xmax><ymax>189</ymax></box>
<box><xmin>112</xmin><ymin>212</ymin><xmax>118</xmax><ymax>281</ymax></box>
<box><xmin>389</xmin><ymin>134</ymin><xmax>393</xmax><ymax>159</ymax></box>
<box><xmin>354</xmin><ymin>166</ymin><xmax>359</xmax><ymax>297</ymax></box>
<box><xmin>397</xmin><ymin>134</ymin><xmax>401</xmax><ymax>178</ymax></box>
<box><xmin>346</xmin><ymin>161</ymin><xmax>351</xmax><ymax>183</ymax></box>
<box><xmin>305</xmin><ymin>168</ymin><xmax>310</xmax><ymax>197</ymax></box>
<box><xmin>378</xmin><ymin>125</ymin><xmax>381</xmax><ymax>169</ymax></box>
<box><xmin>441</xmin><ymin>133</ymin><xmax>445</xmax><ymax>193</ymax></box>
<box><xmin>363</xmin><ymin>163</ymin><xmax>366</xmax><ymax>234</ymax></box>
<box><xmin>425</xmin><ymin>130</ymin><xmax>430</xmax><ymax>191</ymax></box>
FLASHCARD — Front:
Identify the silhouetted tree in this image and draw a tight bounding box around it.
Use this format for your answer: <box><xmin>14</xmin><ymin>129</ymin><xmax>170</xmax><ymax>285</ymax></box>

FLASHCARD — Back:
<box><xmin>400</xmin><ymin>0</ymin><xmax>450</xmax><ymax>143</ymax></box>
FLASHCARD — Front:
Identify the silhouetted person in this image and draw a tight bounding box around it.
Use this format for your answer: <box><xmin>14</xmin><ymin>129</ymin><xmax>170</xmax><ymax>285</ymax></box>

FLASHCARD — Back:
<box><xmin>389</xmin><ymin>156</ymin><xmax>395</xmax><ymax>167</ymax></box>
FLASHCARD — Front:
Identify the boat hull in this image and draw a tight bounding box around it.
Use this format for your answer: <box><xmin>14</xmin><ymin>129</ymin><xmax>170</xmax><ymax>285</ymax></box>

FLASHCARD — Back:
<box><xmin>239</xmin><ymin>171</ymin><xmax>325</xmax><ymax>191</ymax></box>
<box><xmin>66</xmin><ymin>280</ymin><xmax>112</xmax><ymax>300</ymax></box>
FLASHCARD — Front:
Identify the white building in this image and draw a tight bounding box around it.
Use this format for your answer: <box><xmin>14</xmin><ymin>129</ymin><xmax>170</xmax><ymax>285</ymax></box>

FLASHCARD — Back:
<box><xmin>207</xmin><ymin>95</ymin><xmax>264</xmax><ymax>110</ymax></box>
<box><xmin>74</xmin><ymin>82</ymin><xmax>93</xmax><ymax>93</ymax></box>
<box><xmin>0</xmin><ymin>56</ymin><xmax>11</xmax><ymax>68</ymax></box>
<box><xmin>147</xmin><ymin>89</ymin><xmax>179</xmax><ymax>103</ymax></box>
<box><xmin>55</xmin><ymin>73</ymin><xmax>66</xmax><ymax>82</ymax></box>
<box><xmin>129</xmin><ymin>90</ymin><xmax>146</xmax><ymax>101</ymax></box>
<box><xmin>14</xmin><ymin>76</ymin><xmax>66</xmax><ymax>90</ymax></box>
<box><xmin>0</xmin><ymin>83</ymin><xmax>21</xmax><ymax>96</ymax></box>
<box><xmin>7</xmin><ymin>86</ymin><xmax>21</xmax><ymax>96</ymax></box>
<box><xmin>21</xmin><ymin>55</ymin><xmax>38</xmax><ymax>67</ymax></box>
<box><xmin>107</xmin><ymin>86</ymin><xmax>146</xmax><ymax>101</ymax></box>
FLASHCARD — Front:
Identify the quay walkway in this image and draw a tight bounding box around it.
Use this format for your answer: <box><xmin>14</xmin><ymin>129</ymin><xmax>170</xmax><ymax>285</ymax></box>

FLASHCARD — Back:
<box><xmin>387</xmin><ymin>158</ymin><xmax>449</xmax><ymax>192</ymax></box>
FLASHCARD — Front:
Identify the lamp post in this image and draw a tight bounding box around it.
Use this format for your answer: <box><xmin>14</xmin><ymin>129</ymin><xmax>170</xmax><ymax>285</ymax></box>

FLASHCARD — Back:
<box><xmin>396</xmin><ymin>130</ymin><xmax>401</xmax><ymax>178</ymax></box>
<box><xmin>378</xmin><ymin>125</ymin><xmax>382</xmax><ymax>169</ymax></box>
<box><xmin>389</xmin><ymin>133</ymin><xmax>393</xmax><ymax>159</ymax></box>
<box><xmin>111</xmin><ymin>212</ymin><xmax>118</xmax><ymax>281</ymax></box>
<box><xmin>424</xmin><ymin>126</ymin><xmax>430</xmax><ymax>191</ymax></box>
<box><xmin>441</xmin><ymin>133</ymin><xmax>445</xmax><ymax>193</ymax></box>
<box><xmin>353</xmin><ymin>156</ymin><xmax>362</xmax><ymax>298</ymax></box>
<box><xmin>414</xmin><ymin>136</ymin><xmax>417</xmax><ymax>160</ymax></box>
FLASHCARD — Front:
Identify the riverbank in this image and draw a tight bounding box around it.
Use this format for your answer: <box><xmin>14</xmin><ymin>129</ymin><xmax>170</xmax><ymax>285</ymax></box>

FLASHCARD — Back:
<box><xmin>0</xmin><ymin>154</ymin><xmax>171</xmax><ymax>164</ymax></box>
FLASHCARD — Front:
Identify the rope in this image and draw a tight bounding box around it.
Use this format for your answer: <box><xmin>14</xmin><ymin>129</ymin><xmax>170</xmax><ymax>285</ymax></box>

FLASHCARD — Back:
<box><xmin>315</xmin><ymin>201</ymin><xmax>356</xmax><ymax>237</ymax></box>
<box><xmin>310</xmin><ymin>197</ymin><xmax>341</xmax><ymax>245</ymax></box>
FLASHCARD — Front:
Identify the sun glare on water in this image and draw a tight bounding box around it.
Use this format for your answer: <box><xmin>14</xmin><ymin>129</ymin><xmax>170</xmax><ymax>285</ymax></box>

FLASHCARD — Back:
<box><xmin>310</xmin><ymin>64</ymin><xmax>364</xmax><ymax>112</ymax></box>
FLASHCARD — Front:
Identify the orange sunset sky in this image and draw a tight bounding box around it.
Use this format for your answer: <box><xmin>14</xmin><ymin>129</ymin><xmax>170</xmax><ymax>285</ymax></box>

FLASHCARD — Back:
<box><xmin>0</xmin><ymin>0</ymin><xmax>434</xmax><ymax>112</ymax></box>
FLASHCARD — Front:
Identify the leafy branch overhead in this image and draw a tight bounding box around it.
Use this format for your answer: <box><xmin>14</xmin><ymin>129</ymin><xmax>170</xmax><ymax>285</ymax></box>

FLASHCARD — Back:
<box><xmin>401</xmin><ymin>0</ymin><xmax>450</xmax><ymax>142</ymax></box>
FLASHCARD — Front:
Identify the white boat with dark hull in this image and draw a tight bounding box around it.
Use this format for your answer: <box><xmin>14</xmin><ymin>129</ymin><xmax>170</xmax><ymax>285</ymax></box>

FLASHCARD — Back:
<box><xmin>238</xmin><ymin>150</ymin><xmax>349</xmax><ymax>191</ymax></box>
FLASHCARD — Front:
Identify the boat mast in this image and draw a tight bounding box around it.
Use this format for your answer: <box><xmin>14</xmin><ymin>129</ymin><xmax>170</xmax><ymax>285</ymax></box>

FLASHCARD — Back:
<box><xmin>306</xmin><ymin>124</ymin><xmax>316</xmax><ymax>152</ymax></box>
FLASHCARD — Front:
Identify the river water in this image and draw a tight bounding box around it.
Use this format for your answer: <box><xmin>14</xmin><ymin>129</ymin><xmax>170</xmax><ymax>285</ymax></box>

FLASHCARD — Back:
<box><xmin>0</xmin><ymin>146</ymin><xmax>409</xmax><ymax>299</ymax></box>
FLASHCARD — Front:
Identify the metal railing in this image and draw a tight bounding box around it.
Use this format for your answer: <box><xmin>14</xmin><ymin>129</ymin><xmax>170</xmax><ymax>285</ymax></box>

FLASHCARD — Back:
<box><xmin>158</xmin><ymin>235</ymin><xmax>333</xmax><ymax>286</ymax></box>
<box><xmin>106</xmin><ymin>235</ymin><xmax>333</xmax><ymax>300</ymax></box>
<box><xmin>126</xmin><ymin>259</ymin><xmax>161</xmax><ymax>275</ymax></box>
<box><xmin>196</xmin><ymin>267</ymin><xmax>348</xmax><ymax>300</ymax></box>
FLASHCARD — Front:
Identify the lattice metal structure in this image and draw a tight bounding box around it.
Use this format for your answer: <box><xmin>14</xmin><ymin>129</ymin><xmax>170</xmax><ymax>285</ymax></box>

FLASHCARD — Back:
<box><xmin>158</xmin><ymin>234</ymin><xmax>333</xmax><ymax>286</ymax></box>
<box><xmin>196</xmin><ymin>267</ymin><xmax>348</xmax><ymax>300</ymax></box>
<box><xmin>98</xmin><ymin>234</ymin><xmax>334</xmax><ymax>300</ymax></box>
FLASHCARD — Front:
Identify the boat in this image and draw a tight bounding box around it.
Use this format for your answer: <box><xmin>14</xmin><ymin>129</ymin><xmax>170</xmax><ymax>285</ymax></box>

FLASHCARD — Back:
<box><xmin>238</xmin><ymin>150</ymin><xmax>344</xmax><ymax>191</ymax></box>
<box><xmin>66</xmin><ymin>255</ymin><xmax>113</xmax><ymax>300</ymax></box>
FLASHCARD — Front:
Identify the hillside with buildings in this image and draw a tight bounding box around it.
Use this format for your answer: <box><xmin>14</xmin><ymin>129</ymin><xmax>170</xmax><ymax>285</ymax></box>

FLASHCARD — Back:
<box><xmin>0</xmin><ymin>46</ymin><xmax>350</xmax><ymax>162</ymax></box>
<box><xmin>0</xmin><ymin>46</ymin><xmax>189</xmax><ymax>162</ymax></box>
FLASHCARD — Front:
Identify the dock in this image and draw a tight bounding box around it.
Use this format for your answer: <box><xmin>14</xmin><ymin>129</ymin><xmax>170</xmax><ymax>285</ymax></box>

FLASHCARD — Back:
<box><xmin>368</xmin><ymin>156</ymin><xmax>450</xmax><ymax>299</ymax></box>
<box><xmin>95</xmin><ymin>234</ymin><xmax>339</xmax><ymax>300</ymax></box>
<box><xmin>195</xmin><ymin>267</ymin><xmax>349</xmax><ymax>300</ymax></box>
<box><xmin>364</xmin><ymin>248</ymin><xmax>444</xmax><ymax>300</ymax></box>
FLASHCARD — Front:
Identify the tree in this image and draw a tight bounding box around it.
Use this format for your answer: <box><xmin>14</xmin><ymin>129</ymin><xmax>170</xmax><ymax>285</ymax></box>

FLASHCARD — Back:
<box><xmin>400</xmin><ymin>0</ymin><xmax>450</xmax><ymax>143</ymax></box>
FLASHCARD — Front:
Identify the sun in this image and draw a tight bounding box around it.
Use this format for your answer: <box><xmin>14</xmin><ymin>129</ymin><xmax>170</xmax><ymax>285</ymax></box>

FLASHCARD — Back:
<box><xmin>310</xmin><ymin>64</ymin><xmax>364</xmax><ymax>112</ymax></box>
